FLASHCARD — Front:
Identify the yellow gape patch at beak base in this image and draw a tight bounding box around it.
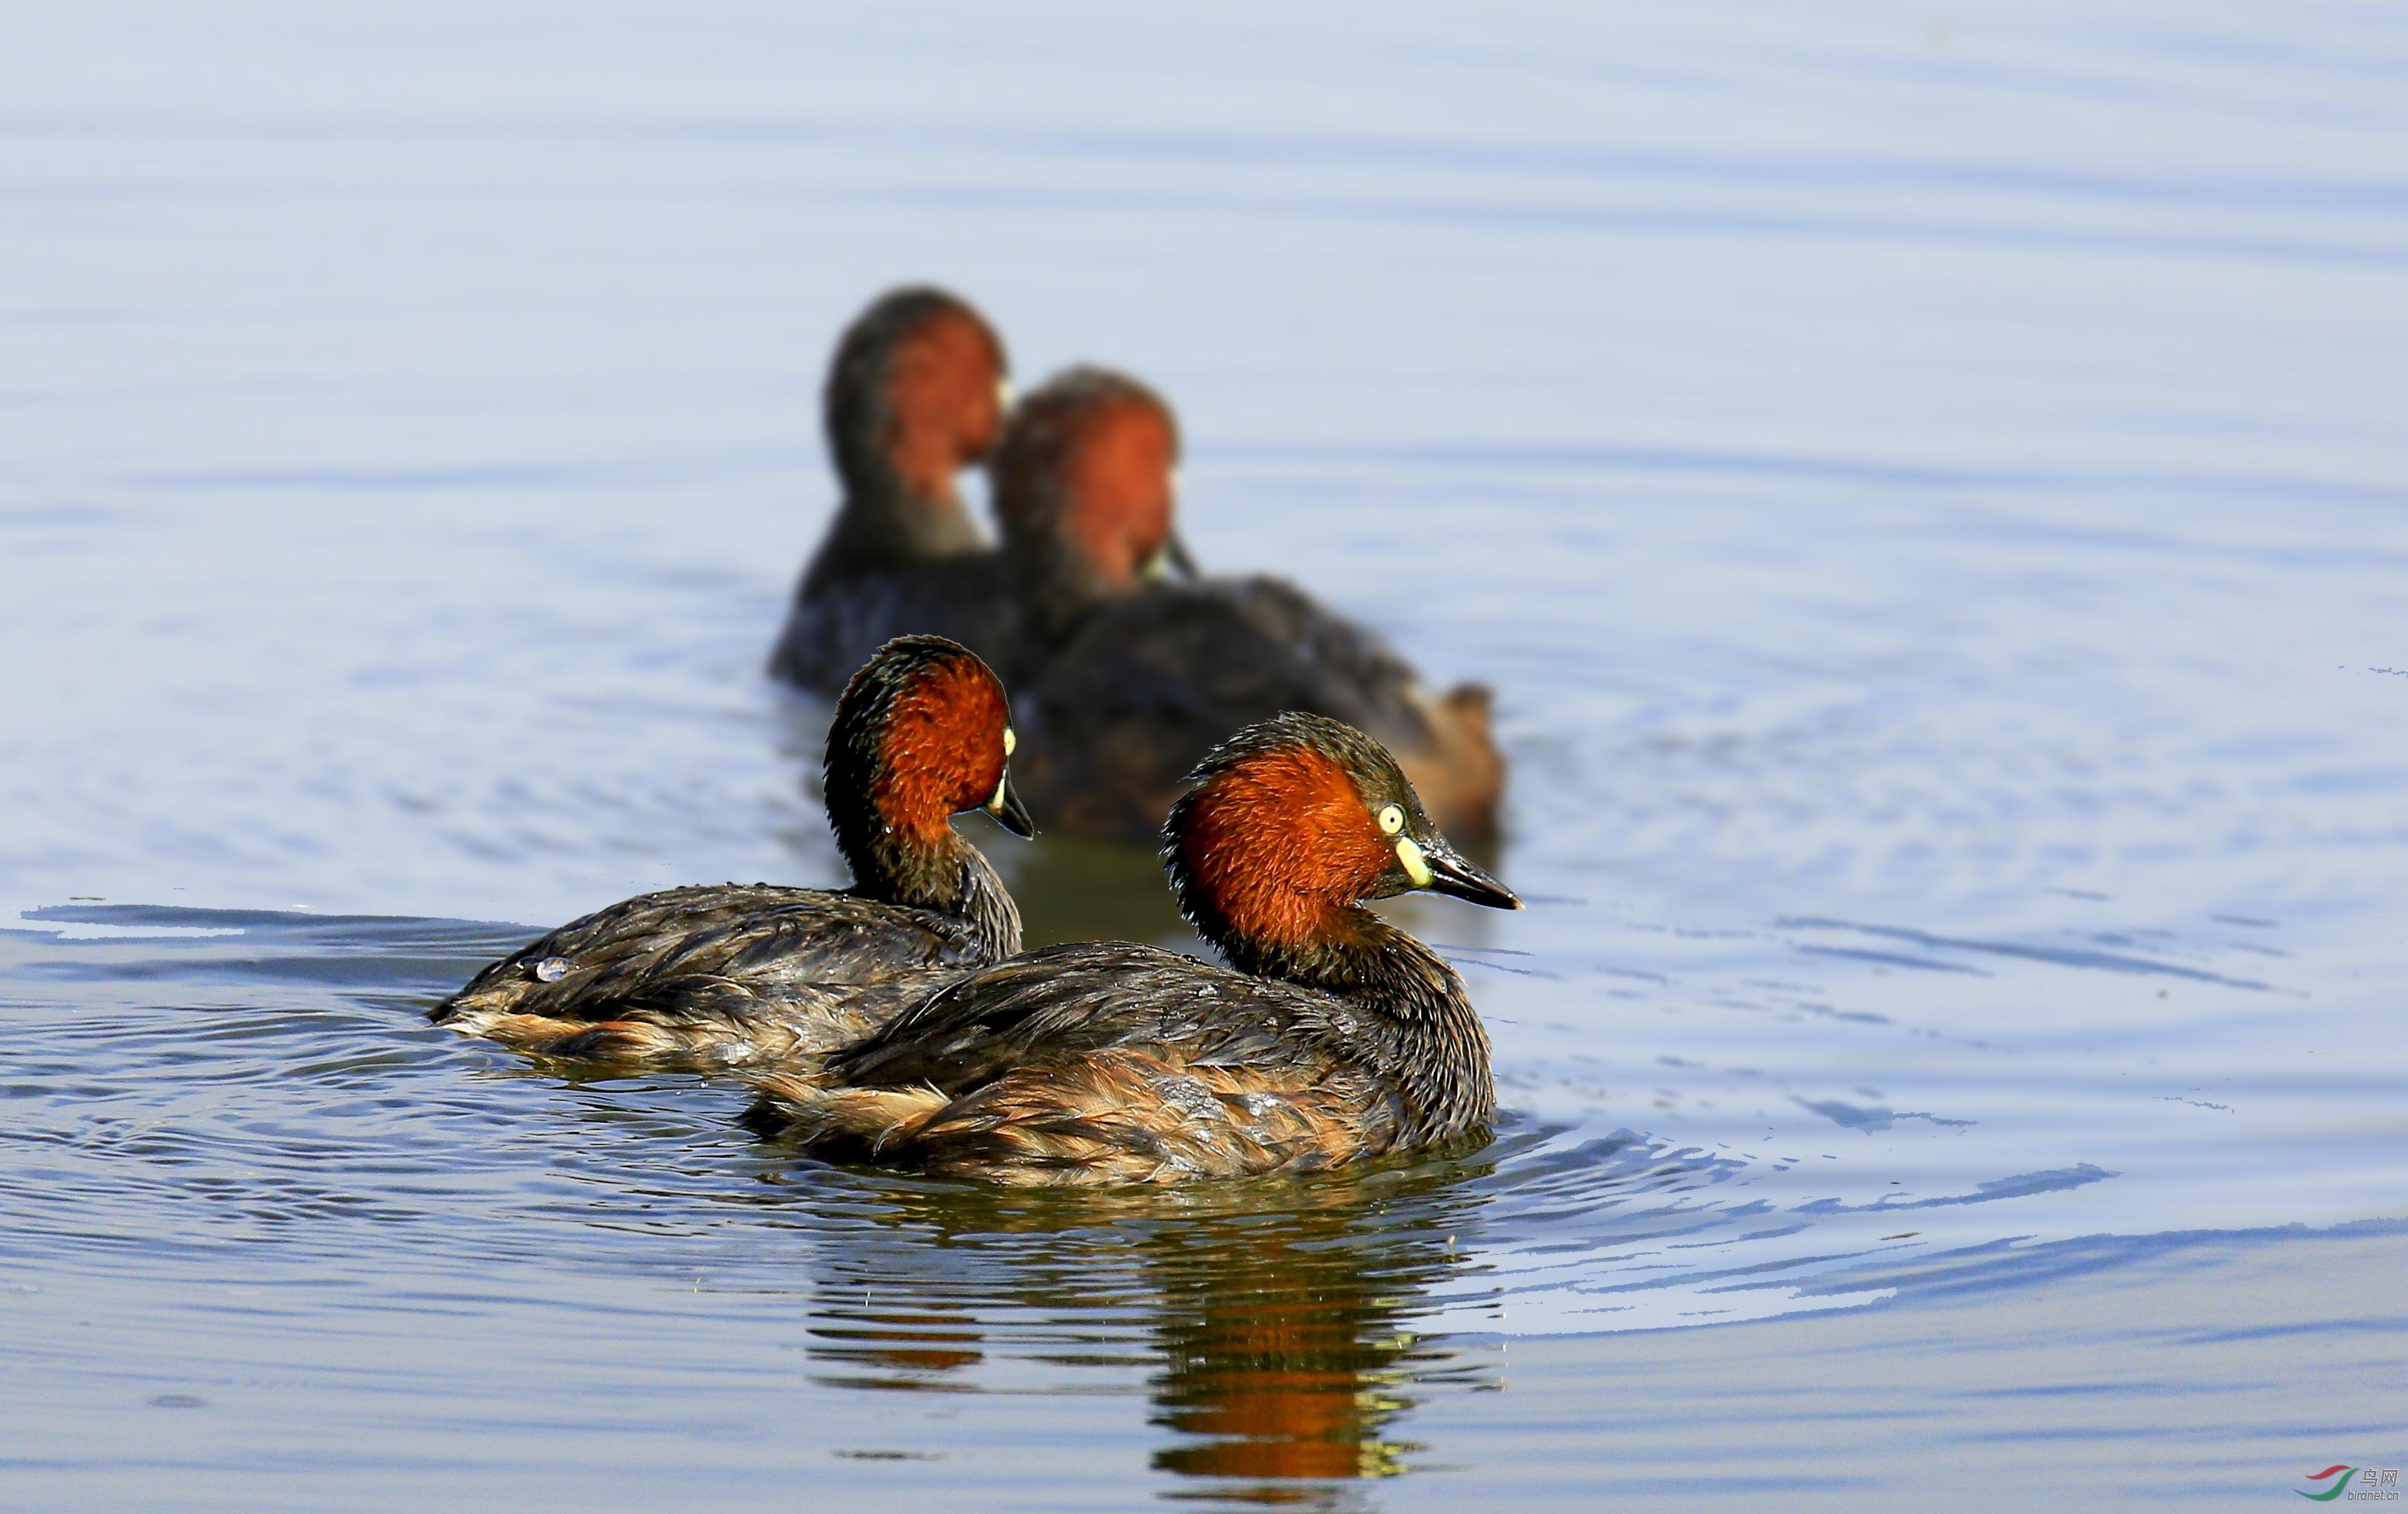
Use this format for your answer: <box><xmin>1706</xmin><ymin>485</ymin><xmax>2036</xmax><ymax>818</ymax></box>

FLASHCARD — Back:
<box><xmin>1395</xmin><ymin>836</ymin><xmax>1434</xmax><ymax>888</ymax></box>
<box><xmin>991</xmin><ymin>730</ymin><xmax>1017</xmax><ymax>811</ymax></box>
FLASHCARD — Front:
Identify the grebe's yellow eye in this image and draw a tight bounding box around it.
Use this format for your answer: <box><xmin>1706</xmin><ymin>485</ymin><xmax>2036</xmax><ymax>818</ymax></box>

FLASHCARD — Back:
<box><xmin>1003</xmin><ymin>727</ymin><xmax>1016</xmax><ymax>759</ymax></box>
<box><xmin>1377</xmin><ymin>803</ymin><xmax>1405</xmax><ymax>836</ymax></box>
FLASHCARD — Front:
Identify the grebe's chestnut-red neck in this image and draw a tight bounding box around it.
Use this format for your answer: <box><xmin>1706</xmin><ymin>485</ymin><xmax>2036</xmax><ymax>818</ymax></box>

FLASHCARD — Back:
<box><xmin>995</xmin><ymin>366</ymin><xmax>1185</xmax><ymax>609</ymax></box>
<box><xmin>1164</xmin><ymin>713</ymin><xmax>1517</xmax><ymax>983</ymax></box>
<box><xmin>826</xmin><ymin>636</ymin><xmax>1033</xmax><ymax>920</ymax></box>
<box><xmin>825</xmin><ymin>287</ymin><xmax>1010</xmax><ymax>513</ymax></box>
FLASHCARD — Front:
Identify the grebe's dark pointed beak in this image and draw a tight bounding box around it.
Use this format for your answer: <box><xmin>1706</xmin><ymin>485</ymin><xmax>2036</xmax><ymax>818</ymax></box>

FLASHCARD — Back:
<box><xmin>1142</xmin><ymin>531</ymin><xmax>1200</xmax><ymax>582</ymax></box>
<box><xmin>986</xmin><ymin>770</ymin><xmax>1038</xmax><ymax>839</ymax></box>
<box><xmin>1400</xmin><ymin>834</ymin><xmax>1520</xmax><ymax>911</ymax></box>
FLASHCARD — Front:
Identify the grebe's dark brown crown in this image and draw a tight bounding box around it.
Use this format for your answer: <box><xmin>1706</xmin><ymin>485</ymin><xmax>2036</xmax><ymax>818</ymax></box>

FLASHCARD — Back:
<box><xmin>995</xmin><ymin>366</ymin><xmax>1188</xmax><ymax>608</ymax></box>
<box><xmin>824</xmin><ymin>287</ymin><xmax>1009</xmax><ymax>501</ymax></box>
<box><xmin>827</xmin><ymin>635</ymin><xmax>1034</xmax><ymax>904</ymax></box>
<box><xmin>1163</xmin><ymin>712</ymin><xmax>1517</xmax><ymax>975</ymax></box>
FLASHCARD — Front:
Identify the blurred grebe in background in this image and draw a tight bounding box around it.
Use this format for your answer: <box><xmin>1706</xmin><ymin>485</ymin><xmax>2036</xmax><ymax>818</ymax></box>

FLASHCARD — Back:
<box><xmin>992</xmin><ymin>367</ymin><xmax>1506</xmax><ymax>844</ymax></box>
<box><xmin>768</xmin><ymin>288</ymin><xmax>1018</xmax><ymax>694</ymax></box>
<box><xmin>434</xmin><ymin>636</ymin><xmax>1033</xmax><ymax>1066</ymax></box>
<box><xmin>743</xmin><ymin>712</ymin><xmax>1518</xmax><ymax>1185</ymax></box>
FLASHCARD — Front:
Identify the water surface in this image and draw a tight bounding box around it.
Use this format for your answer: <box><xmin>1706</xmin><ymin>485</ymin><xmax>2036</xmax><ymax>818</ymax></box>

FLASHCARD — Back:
<box><xmin>4</xmin><ymin>2</ymin><xmax>2407</xmax><ymax>1507</ymax></box>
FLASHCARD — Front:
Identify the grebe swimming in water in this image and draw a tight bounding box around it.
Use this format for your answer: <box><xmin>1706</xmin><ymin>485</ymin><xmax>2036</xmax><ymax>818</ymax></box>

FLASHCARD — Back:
<box><xmin>988</xmin><ymin>367</ymin><xmax>1506</xmax><ymax>845</ymax></box>
<box><xmin>743</xmin><ymin>711</ymin><xmax>1519</xmax><ymax>1185</ymax></box>
<box><xmin>433</xmin><ymin>635</ymin><xmax>1032</xmax><ymax>1066</ymax></box>
<box><xmin>768</xmin><ymin>288</ymin><xmax>1019</xmax><ymax>695</ymax></box>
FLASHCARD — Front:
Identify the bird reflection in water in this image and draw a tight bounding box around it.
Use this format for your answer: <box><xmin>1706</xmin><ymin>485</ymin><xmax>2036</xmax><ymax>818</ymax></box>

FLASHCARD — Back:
<box><xmin>1142</xmin><ymin>1209</ymin><xmax>1465</xmax><ymax>1489</ymax></box>
<box><xmin>787</xmin><ymin>1151</ymin><xmax>1498</xmax><ymax>1500</ymax></box>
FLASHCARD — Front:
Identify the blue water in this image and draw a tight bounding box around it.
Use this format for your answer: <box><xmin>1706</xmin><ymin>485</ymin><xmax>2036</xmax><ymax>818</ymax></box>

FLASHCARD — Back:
<box><xmin>4</xmin><ymin>3</ymin><xmax>2407</xmax><ymax>1507</ymax></box>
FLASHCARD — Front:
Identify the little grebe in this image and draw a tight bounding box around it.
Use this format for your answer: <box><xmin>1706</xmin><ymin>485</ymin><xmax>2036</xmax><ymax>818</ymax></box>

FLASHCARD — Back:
<box><xmin>743</xmin><ymin>712</ymin><xmax>1520</xmax><ymax>1185</ymax></box>
<box><xmin>769</xmin><ymin>288</ymin><xmax>1018</xmax><ymax>695</ymax></box>
<box><xmin>992</xmin><ymin>368</ymin><xmax>1506</xmax><ymax>845</ymax></box>
<box><xmin>432</xmin><ymin>635</ymin><xmax>1033</xmax><ymax>1065</ymax></box>
<box><xmin>990</xmin><ymin>365</ymin><xmax>1194</xmax><ymax>649</ymax></box>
